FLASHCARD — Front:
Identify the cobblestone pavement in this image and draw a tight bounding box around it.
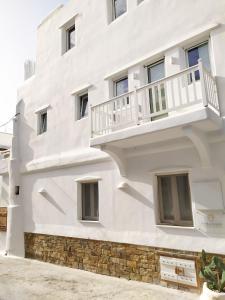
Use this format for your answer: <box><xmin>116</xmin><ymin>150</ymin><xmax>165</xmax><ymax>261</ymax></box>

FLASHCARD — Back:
<box><xmin>0</xmin><ymin>256</ymin><xmax>199</xmax><ymax>300</ymax></box>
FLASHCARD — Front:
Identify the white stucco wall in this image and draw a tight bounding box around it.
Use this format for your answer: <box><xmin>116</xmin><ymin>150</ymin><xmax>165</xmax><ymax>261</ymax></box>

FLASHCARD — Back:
<box><xmin>0</xmin><ymin>174</ymin><xmax>9</xmax><ymax>207</ymax></box>
<box><xmin>17</xmin><ymin>0</ymin><xmax>225</xmax><ymax>255</ymax></box>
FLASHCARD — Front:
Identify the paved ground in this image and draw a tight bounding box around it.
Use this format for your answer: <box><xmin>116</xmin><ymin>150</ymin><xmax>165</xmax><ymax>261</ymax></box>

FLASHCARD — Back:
<box><xmin>0</xmin><ymin>256</ymin><xmax>199</xmax><ymax>300</ymax></box>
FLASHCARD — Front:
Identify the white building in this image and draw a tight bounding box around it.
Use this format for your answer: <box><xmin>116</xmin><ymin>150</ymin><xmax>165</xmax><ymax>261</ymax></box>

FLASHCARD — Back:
<box><xmin>0</xmin><ymin>132</ymin><xmax>12</xmax><ymax>251</ymax></box>
<box><xmin>6</xmin><ymin>0</ymin><xmax>225</xmax><ymax>291</ymax></box>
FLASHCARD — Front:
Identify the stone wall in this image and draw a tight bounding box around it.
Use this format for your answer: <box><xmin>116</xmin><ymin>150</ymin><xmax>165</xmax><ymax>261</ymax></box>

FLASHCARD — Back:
<box><xmin>0</xmin><ymin>208</ymin><xmax>7</xmax><ymax>232</ymax></box>
<box><xmin>25</xmin><ymin>233</ymin><xmax>221</xmax><ymax>292</ymax></box>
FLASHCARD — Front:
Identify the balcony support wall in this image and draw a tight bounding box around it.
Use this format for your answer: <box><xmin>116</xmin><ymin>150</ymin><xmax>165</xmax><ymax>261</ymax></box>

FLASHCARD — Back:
<box><xmin>183</xmin><ymin>125</ymin><xmax>211</xmax><ymax>168</ymax></box>
<box><xmin>101</xmin><ymin>145</ymin><xmax>127</xmax><ymax>177</ymax></box>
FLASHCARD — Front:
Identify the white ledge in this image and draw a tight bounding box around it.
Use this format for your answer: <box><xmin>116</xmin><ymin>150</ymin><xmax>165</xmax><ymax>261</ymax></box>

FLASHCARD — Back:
<box><xmin>21</xmin><ymin>148</ymin><xmax>110</xmax><ymax>174</ymax></box>
<box><xmin>59</xmin><ymin>13</ymin><xmax>79</xmax><ymax>29</ymax></box>
<box><xmin>75</xmin><ymin>176</ymin><xmax>102</xmax><ymax>183</ymax></box>
<box><xmin>71</xmin><ymin>84</ymin><xmax>93</xmax><ymax>95</ymax></box>
<box><xmin>35</xmin><ymin>104</ymin><xmax>51</xmax><ymax>114</ymax></box>
<box><xmin>78</xmin><ymin>220</ymin><xmax>101</xmax><ymax>224</ymax></box>
<box><xmin>156</xmin><ymin>225</ymin><xmax>196</xmax><ymax>230</ymax></box>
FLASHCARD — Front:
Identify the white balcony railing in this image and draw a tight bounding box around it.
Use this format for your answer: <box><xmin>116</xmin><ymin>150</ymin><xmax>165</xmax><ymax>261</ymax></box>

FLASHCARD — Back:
<box><xmin>91</xmin><ymin>60</ymin><xmax>220</xmax><ymax>137</ymax></box>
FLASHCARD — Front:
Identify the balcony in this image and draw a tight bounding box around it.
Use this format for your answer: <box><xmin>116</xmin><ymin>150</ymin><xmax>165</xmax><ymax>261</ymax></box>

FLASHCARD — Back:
<box><xmin>90</xmin><ymin>61</ymin><xmax>222</xmax><ymax>151</ymax></box>
<box><xmin>0</xmin><ymin>150</ymin><xmax>10</xmax><ymax>175</ymax></box>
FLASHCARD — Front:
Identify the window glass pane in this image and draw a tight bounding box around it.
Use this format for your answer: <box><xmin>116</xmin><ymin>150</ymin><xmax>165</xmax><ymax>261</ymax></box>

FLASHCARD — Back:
<box><xmin>198</xmin><ymin>43</ymin><xmax>210</xmax><ymax>71</ymax></box>
<box><xmin>159</xmin><ymin>176</ymin><xmax>174</xmax><ymax>221</ymax></box>
<box><xmin>148</xmin><ymin>61</ymin><xmax>165</xmax><ymax>83</ymax></box>
<box><xmin>82</xmin><ymin>182</ymin><xmax>99</xmax><ymax>221</ymax></box>
<box><xmin>39</xmin><ymin>112</ymin><xmax>47</xmax><ymax>134</ymax></box>
<box><xmin>187</xmin><ymin>47</ymin><xmax>200</xmax><ymax>80</ymax></box>
<box><xmin>114</xmin><ymin>0</ymin><xmax>127</xmax><ymax>19</ymax></box>
<box><xmin>82</xmin><ymin>184</ymin><xmax>91</xmax><ymax>219</ymax></box>
<box><xmin>115</xmin><ymin>77</ymin><xmax>128</xmax><ymax>96</ymax></box>
<box><xmin>187</xmin><ymin>47</ymin><xmax>199</xmax><ymax>67</ymax></box>
<box><xmin>68</xmin><ymin>26</ymin><xmax>75</xmax><ymax>49</ymax></box>
<box><xmin>93</xmin><ymin>183</ymin><xmax>99</xmax><ymax>219</ymax></box>
<box><xmin>80</xmin><ymin>94</ymin><xmax>88</xmax><ymax>118</ymax></box>
<box><xmin>148</xmin><ymin>61</ymin><xmax>166</xmax><ymax>120</ymax></box>
<box><xmin>176</xmin><ymin>175</ymin><xmax>193</xmax><ymax>222</ymax></box>
<box><xmin>187</xmin><ymin>43</ymin><xmax>210</xmax><ymax>80</ymax></box>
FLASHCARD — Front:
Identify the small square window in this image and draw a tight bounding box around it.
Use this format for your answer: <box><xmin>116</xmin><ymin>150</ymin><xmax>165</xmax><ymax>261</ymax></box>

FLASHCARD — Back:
<box><xmin>15</xmin><ymin>186</ymin><xmax>20</xmax><ymax>195</ymax></box>
<box><xmin>79</xmin><ymin>93</ymin><xmax>88</xmax><ymax>119</ymax></box>
<box><xmin>38</xmin><ymin>111</ymin><xmax>47</xmax><ymax>135</ymax></box>
<box><xmin>113</xmin><ymin>0</ymin><xmax>127</xmax><ymax>19</ymax></box>
<box><xmin>157</xmin><ymin>173</ymin><xmax>193</xmax><ymax>227</ymax></box>
<box><xmin>67</xmin><ymin>25</ymin><xmax>75</xmax><ymax>50</ymax></box>
<box><xmin>81</xmin><ymin>182</ymin><xmax>99</xmax><ymax>221</ymax></box>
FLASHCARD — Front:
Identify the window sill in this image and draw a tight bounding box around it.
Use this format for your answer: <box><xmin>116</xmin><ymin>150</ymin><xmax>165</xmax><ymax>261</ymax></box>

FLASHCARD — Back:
<box><xmin>75</xmin><ymin>116</ymin><xmax>88</xmax><ymax>123</ymax></box>
<box><xmin>156</xmin><ymin>224</ymin><xmax>196</xmax><ymax>230</ymax></box>
<box><xmin>79</xmin><ymin>220</ymin><xmax>100</xmax><ymax>224</ymax></box>
<box><xmin>137</xmin><ymin>0</ymin><xmax>146</xmax><ymax>6</ymax></box>
<box><xmin>109</xmin><ymin>12</ymin><xmax>128</xmax><ymax>25</ymax></box>
<box><xmin>37</xmin><ymin>132</ymin><xmax>47</xmax><ymax>137</ymax></box>
<box><xmin>62</xmin><ymin>46</ymin><xmax>76</xmax><ymax>57</ymax></box>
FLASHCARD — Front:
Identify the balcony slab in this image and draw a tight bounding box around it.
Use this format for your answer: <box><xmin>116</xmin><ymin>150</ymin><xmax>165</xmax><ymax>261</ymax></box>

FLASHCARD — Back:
<box><xmin>90</xmin><ymin>107</ymin><xmax>222</xmax><ymax>149</ymax></box>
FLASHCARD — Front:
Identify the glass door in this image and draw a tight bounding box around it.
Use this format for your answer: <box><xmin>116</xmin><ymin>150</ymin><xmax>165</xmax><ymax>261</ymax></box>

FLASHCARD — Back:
<box><xmin>147</xmin><ymin>60</ymin><xmax>167</xmax><ymax>120</ymax></box>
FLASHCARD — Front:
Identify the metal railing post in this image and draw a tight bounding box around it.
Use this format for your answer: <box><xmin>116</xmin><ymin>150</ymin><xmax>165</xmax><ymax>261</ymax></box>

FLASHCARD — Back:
<box><xmin>198</xmin><ymin>58</ymin><xmax>208</xmax><ymax>107</ymax></box>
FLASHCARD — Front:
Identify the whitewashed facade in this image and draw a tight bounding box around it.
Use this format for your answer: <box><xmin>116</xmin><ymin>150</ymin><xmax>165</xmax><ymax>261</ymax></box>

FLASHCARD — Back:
<box><xmin>5</xmin><ymin>0</ymin><xmax>225</xmax><ymax>286</ymax></box>
<box><xmin>0</xmin><ymin>132</ymin><xmax>12</xmax><ymax>252</ymax></box>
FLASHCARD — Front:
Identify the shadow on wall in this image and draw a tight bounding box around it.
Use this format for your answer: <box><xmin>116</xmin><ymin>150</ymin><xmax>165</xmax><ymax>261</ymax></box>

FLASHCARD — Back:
<box><xmin>123</xmin><ymin>184</ymin><xmax>154</xmax><ymax>209</ymax></box>
<box><xmin>40</xmin><ymin>191</ymin><xmax>66</xmax><ymax>215</ymax></box>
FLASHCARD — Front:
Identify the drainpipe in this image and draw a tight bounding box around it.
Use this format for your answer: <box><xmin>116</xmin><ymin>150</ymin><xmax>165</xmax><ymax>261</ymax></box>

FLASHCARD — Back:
<box><xmin>6</xmin><ymin>108</ymin><xmax>24</xmax><ymax>257</ymax></box>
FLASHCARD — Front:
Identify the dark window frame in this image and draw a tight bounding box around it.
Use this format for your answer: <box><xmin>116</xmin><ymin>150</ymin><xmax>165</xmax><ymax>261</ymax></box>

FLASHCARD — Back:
<box><xmin>38</xmin><ymin>111</ymin><xmax>47</xmax><ymax>135</ymax></box>
<box><xmin>186</xmin><ymin>41</ymin><xmax>210</xmax><ymax>81</ymax></box>
<box><xmin>114</xmin><ymin>76</ymin><xmax>128</xmax><ymax>97</ymax></box>
<box><xmin>67</xmin><ymin>25</ymin><xmax>75</xmax><ymax>50</ymax></box>
<box><xmin>79</xmin><ymin>93</ymin><xmax>88</xmax><ymax>119</ymax></box>
<box><xmin>113</xmin><ymin>0</ymin><xmax>127</xmax><ymax>20</ymax></box>
<box><xmin>157</xmin><ymin>173</ymin><xmax>193</xmax><ymax>227</ymax></box>
<box><xmin>147</xmin><ymin>59</ymin><xmax>165</xmax><ymax>84</ymax></box>
<box><xmin>81</xmin><ymin>182</ymin><xmax>99</xmax><ymax>221</ymax></box>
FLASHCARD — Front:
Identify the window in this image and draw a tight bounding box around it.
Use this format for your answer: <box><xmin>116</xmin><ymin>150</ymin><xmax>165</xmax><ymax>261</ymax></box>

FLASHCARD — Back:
<box><xmin>79</xmin><ymin>93</ymin><xmax>88</xmax><ymax>119</ymax></box>
<box><xmin>113</xmin><ymin>0</ymin><xmax>127</xmax><ymax>19</ymax></box>
<box><xmin>81</xmin><ymin>182</ymin><xmax>99</xmax><ymax>221</ymax></box>
<box><xmin>147</xmin><ymin>60</ymin><xmax>167</xmax><ymax>120</ymax></box>
<box><xmin>114</xmin><ymin>76</ymin><xmax>129</xmax><ymax>107</ymax></box>
<box><xmin>61</xmin><ymin>17</ymin><xmax>76</xmax><ymax>54</ymax></box>
<box><xmin>38</xmin><ymin>111</ymin><xmax>47</xmax><ymax>135</ymax></box>
<box><xmin>187</xmin><ymin>42</ymin><xmax>210</xmax><ymax>80</ymax></box>
<box><xmin>67</xmin><ymin>25</ymin><xmax>75</xmax><ymax>50</ymax></box>
<box><xmin>15</xmin><ymin>186</ymin><xmax>20</xmax><ymax>195</ymax></box>
<box><xmin>157</xmin><ymin>173</ymin><xmax>193</xmax><ymax>226</ymax></box>
<box><xmin>147</xmin><ymin>60</ymin><xmax>165</xmax><ymax>84</ymax></box>
<box><xmin>114</xmin><ymin>77</ymin><xmax>128</xmax><ymax>96</ymax></box>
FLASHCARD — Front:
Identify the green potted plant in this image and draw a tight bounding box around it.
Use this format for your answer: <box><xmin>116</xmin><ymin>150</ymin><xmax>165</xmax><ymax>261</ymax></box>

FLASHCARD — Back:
<box><xmin>200</xmin><ymin>250</ymin><xmax>225</xmax><ymax>300</ymax></box>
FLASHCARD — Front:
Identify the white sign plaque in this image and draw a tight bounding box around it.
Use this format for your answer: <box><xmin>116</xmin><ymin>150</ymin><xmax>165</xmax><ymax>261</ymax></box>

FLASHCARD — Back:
<box><xmin>160</xmin><ymin>256</ymin><xmax>198</xmax><ymax>287</ymax></box>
